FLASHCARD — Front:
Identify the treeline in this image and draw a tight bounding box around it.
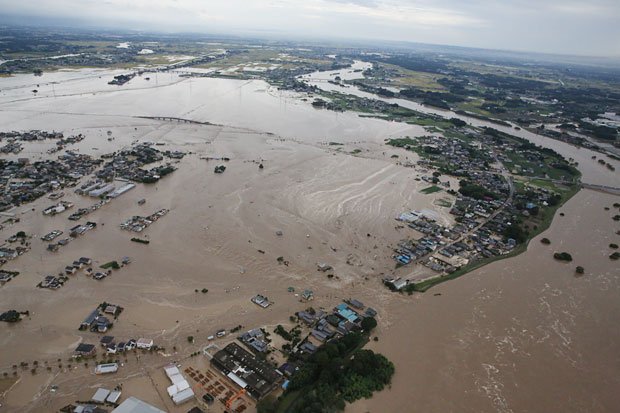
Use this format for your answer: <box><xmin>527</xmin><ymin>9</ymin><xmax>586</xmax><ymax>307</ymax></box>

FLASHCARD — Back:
<box><xmin>260</xmin><ymin>321</ymin><xmax>394</xmax><ymax>413</ymax></box>
<box><xmin>399</xmin><ymin>87</ymin><xmax>465</xmax><ymax>110</ymax></box>
<box><xmin>458</xmin><ymin>180</ymin><xmax>499</xmax><ymax>200</ymax></box>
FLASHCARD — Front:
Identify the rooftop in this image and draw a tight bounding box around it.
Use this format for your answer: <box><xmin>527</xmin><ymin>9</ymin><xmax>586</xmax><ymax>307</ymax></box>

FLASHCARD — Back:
<box><xmin>111</xmin><ymin>397</ymin><xmax>166</xmax><ymax>413</ymax></box>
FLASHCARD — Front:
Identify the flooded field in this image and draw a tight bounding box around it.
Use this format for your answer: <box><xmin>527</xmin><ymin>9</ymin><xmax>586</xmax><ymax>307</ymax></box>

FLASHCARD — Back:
<box><xmin>0</xmin><ymin>68</ymin><xmax>618</xmax><ymax>412</ymax></box>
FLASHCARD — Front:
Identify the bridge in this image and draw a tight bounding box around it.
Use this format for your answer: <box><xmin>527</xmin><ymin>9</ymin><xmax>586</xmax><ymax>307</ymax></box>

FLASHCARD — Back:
<box><xmin>136</xmin><ymin>116</ymin><xmax>215</xmax><ymax>126</ymax></box>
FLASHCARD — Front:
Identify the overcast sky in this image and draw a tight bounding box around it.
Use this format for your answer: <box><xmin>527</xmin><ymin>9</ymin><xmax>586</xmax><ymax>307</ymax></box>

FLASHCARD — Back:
<box><xmin>2</xmin><ymin>0</ymin><xmax>619</xmax><ymax>56</ymax></box>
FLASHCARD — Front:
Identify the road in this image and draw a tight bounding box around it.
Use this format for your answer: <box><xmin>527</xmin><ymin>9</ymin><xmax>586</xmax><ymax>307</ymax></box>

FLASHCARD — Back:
<box><xmin>405</xmin><ymin>155</ymin><xmax>515</xmax><ymax>275</ymax></box>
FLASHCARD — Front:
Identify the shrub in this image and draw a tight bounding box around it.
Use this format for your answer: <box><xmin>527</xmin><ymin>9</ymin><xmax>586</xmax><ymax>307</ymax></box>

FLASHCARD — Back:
<box><xmin>553</xmin><ymin>252</ymin><xmax>573</xmax><ymax>262</ymax></box>
<box><xmin>361</xmin><ymin>317</ymin><xmax>377</xmax><ymax>332</ymax></box>
<box><xmin>575</xmin><ymin>266</ymin><xmax>584</xmax><ymax>274</ymax></box>
<box><xmin>540</xmin><ymin>238</ymin><xmax>551</xmax><ymax>245</ymax></box>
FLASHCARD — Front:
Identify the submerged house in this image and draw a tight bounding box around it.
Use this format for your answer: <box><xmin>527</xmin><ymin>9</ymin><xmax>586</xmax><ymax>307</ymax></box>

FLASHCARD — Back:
<box><xmin>80</xmin><ymin>309</ymin><xmax>100</xmax><ymax>330</ymax></box>
<box><xmin>74</xmin><ymin>343</ymin><xmax>96</xmax><ymax>358</ymax></box>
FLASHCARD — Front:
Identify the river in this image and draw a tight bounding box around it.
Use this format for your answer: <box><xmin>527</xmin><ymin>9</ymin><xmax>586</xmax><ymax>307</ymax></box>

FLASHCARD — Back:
<box><xmin>299</xmin><ymin>62</ymin><xmax>620</xmax><ymax>413</ymax></box>
<box><xmin>299</xmin><ymin>61</ymin><xmax>620</xmax><ymax>187</ymax></box>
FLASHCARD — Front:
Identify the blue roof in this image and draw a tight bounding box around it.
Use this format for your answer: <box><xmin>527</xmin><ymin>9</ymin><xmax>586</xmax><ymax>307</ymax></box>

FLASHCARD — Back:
<box><xmin>338</xmin><ymin>308</ymin><xmax>358</xmax><ymax>322</ymax></box>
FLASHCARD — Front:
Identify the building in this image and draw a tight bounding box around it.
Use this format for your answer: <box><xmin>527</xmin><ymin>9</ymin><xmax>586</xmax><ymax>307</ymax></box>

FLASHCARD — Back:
<box><xmin>136</xmin><ymin>338</ymin><xmax>153</xmax><ymax>349</ymax></box>
<box><xmin>211</xmin><ymin>342</ymin><xmax>283</xmax><ymax>400</ymax></box>
<box><xmin>100</xmin><ymin>335</ymin><xmax>114</xmax><ymax>347</ymax></box>
<box><xmin>239</xmin><ymin>328</ymin><xmax>269</xmax><ymax>353</ymax></box>
<box><xmin>251</xmin><ymin>294</ymin><xmax>271</xmax><ymax>308</ymax></box>
<box><xmin>91</xmin><ymin>388</ymin><xmax>110</xmax><ymax>403</ymax></box>
<box><xmin>74</xmin><ymin>343</ymin><xmax>96</xmax><ymax>358</ymax></box>
<box><xmin>95</xmin><ymin>363</ymin><xmax>118</xmax><ymax>374</ymax></box>
<box><xmin>109</xmin><ymin>183</ymin><xmax>136</xmax><ymax>198</ymax></box>
<box><xmin>107</xmin><ymin>390</ymin><xmax>122</xmax><ymax>404</ymax></box>
<box><xmin>111</xmin><ymin>397</ymin><xmax>166</xmax><ymax>413</ymax></box>
<box><xmin>347</xmin><ymin>298</ymin><xmax>364</xmax><ymax>309</ymax></box>
<box><xmin>89</xmin><ymin>183</ymin><xmax>115</xmax><ymax>197</ymax></box>
<box><xmin>163</xmin><ymin>364</ymin><xmax>195</xmax><ymax>405</ymax></box>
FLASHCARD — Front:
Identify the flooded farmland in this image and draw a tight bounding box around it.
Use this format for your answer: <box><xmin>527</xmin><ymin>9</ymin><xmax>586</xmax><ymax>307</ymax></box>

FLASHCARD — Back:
<box><xmin>0</xmin><ymin>68</ymin><xmax>618</xmax><ymax>412</ymax></box>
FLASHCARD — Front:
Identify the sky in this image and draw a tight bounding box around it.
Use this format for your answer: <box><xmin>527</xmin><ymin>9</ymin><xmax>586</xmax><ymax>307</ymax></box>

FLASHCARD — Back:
<box><xmin>1</xmin><ymin>0</ymin><xmax>619</xmax><ymax>57</ymax></box>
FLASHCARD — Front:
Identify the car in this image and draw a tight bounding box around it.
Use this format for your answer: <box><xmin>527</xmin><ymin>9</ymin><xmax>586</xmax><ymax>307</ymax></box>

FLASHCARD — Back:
<box><xmin>106</xmin><ymin>344</ymin><xmax>117</xmax><ymax>354</ymax></box>
<box><xmin>126</xmin><ymin>339</ymin><xmax>136</xmax><ymax>350</ymax></box>
<box><xmin>117</xmin><ymin>342</ymin><xmax>126</xmax><ymax>352</ymax></box>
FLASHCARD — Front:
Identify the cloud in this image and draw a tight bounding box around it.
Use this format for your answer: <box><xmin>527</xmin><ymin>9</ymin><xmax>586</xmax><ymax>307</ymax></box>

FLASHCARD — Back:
<box><xmin>0</xmin><ymin>0</ymin><xmax>618</xmax><ymax>56</ymax></box>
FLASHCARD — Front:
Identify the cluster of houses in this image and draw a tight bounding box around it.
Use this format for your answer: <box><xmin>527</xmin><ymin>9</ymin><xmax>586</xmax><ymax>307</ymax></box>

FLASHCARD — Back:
<box><xmin>79</xmin><ymin>302</ymin><xmax>123</xmax><ymax>333</ymax></box>
<box><xmin>48</xmin><ymin>223</ymin><xmax>97</xmax><ymax>251</ymax></box>
<box><xmin>394</xmin><ymin>212</ymin><xmax>445</xmax><ymax>266</ymax></box>
<box><xmin>0</xmin><ymin>241</ymin><xmax>28</xmax><ymax>265</ymax></box>
<box><xmin>96</xmin><ymin>143</ymin><xmax>176</xmax><ymax>184</ymax></box>
<box><xmin>43</xmin><ymin>200</ymin><xmax>74</xmax><ymax>216</ymax></box>
<box><xmin>100</xmin><ymin>336</ymin><xmax>153</xmax><ymax>354</ymax></box>
<box><xmin>0</xmin><ymin>141</ymin><xmax>23</xmax><ymax>154</ymax></box>
<box><xmin>41</xmin><ymin>229</ymin><xmax>63</xmax><ymax>241</ymax></box>
<box><xmin>120</xmin><ymin>209</ymin><xmax>169</xmax><ymax>232</ymax></box>
<box><xmin>0</xmin><ymin>130</ymin><xmax>80</xmax><ymax>156</ymax></box>
<box><xmin>387</xmin><ymin>125</ymin><xmax>576</xmax><ymax>283</ymax></box>
<box><xmin>64</xmin><ymin>256</ymin><xmax>93</xmax><ymax>274</ymax></box>
<box><xmin>37</xmin><ymin>257</ymin><xmax>92</xmax><ymax>289</ymax></box>
<box><xmin>0</xmin><ymin>130</ymin><xmax>65</xmax><ymax>142</ymax></box>
<box><xmin>48</xmin><ymin>191</ymin><xmax>65</xmax><ymax>201</ymax></box>
<box><xmin>38</xmin><ymin>274</ymin><xmax>70</xmax><ymax>290</ymax></box>
<box><xmin>68</xmin><ymin>199</ymin><xmax>109</xmax><ymax>221</ymax></box>
<box><xmin>73</xmin><ymin>337</ymin><xmax>154</xmax><ymax>358</ymax></box>
<box><xmin>392</xmin><ymin>200</ymin><xmax>512</xmax><ymax>276</ymax></box>
<box><xmin>0</xmin><ymin>270</ymin><xmax>19</xmax><ymax>285</ymax></box>
<box><xmin>294</xmin><ymin>299</ymin><xmax>377</xmax><ymax>353</ymax></box>
<box><xmin>46</xmin><ymin>133</ymin><xmax>85</xmax><ymax>154</ymax></box>
<box><xmin>70</xmin><ymin>221</ymin><xmax>97</xmax><ymax>237</ymax></box>
<box><xmin>268</xmin><ymin>299</ymin><xmax>378</xmax><ymax>391</ymax></box>
<box><xmin>0</xmin><ymin>148</ymin><xmax>102</xmax><ymax>212</ymax></box>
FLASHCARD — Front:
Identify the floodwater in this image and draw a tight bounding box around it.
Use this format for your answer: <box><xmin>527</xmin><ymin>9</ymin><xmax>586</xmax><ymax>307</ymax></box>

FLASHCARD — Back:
<box><xmin>0</xmin><ymin>68</ymin><xmax>618</xmax><ymax>413</ymax></box>
<box><xmin>301</xmin><ymin>61</ymin><xmax>620</xmax><ymax>187</ymax></box>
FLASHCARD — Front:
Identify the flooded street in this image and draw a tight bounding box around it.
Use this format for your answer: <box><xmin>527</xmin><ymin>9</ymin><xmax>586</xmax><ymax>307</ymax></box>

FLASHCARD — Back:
<box><xmin>0</xmin><ymin>68</ymin><xmax>618</xmax><ymax>412</ymax></box>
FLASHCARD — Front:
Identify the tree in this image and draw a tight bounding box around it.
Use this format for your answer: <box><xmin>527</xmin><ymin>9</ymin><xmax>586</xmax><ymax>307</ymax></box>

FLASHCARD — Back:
<box><xmin>257</xmin><ymin>395</ymin><xmax>278</xmax><ymax>413</ymax></box>
<box><xmin>361</xmin><ymin>317</ymin><xmax>377</xmax><ymax>333</ymax></box>
<box><xmin>553</xmin><ymin>252</ymin><xmax>573</xmax><ymax>262</ymax></box>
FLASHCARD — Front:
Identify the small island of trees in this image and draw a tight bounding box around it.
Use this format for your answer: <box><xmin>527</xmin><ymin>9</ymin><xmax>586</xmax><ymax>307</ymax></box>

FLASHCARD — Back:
<box><xmin>259</xmin><ymin>318</ymin><xmax>394</xmax><ymax>413</ymax></box>
<box><xmin>553</xmin><ymin>252</ymin><xmax>573</xmax><ymax>262</ymax></box>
